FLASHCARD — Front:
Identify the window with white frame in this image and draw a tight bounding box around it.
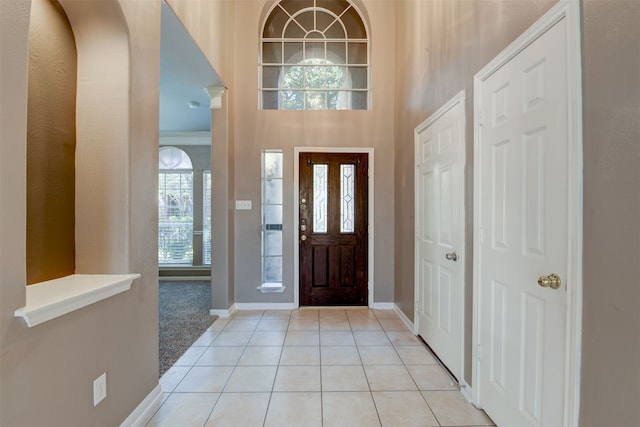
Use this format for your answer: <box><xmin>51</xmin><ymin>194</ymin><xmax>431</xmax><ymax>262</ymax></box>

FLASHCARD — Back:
<box><xmin>158</xmin><ymin>147</ymin><xmax>194</xmax><ymax>265</ymax></box>
<box><xmin>261</xmin><ymin>150</ymin><xmax>284</xmax><ymax>290</ymax></box>
<box><xmin>260</xmin><ymin>0</ymin><xmax>369</xmax><ymax>110</ymax></box>
<box><xmin>203</xmin><ymin>170</ymin><xmax>212</xmax><ymax>265</ymax></box>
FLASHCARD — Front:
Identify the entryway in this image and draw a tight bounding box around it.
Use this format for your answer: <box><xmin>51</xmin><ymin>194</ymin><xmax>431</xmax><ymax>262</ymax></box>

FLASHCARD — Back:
<box><xmin>298</xmin><ymin>152</ymin><xmax>369</xmax><ymax>306</ymax></box>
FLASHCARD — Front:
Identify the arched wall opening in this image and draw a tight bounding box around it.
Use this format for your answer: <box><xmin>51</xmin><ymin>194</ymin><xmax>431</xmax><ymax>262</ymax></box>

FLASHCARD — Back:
<box><xmin>58</xmin><ymin>0</ymin><xmax>132</xmax><ymax>274</ymax></box>
<box><xmin>26</xmin><ymin>0</ymin><xmax>77</xmax><ymax>284</ymax></box>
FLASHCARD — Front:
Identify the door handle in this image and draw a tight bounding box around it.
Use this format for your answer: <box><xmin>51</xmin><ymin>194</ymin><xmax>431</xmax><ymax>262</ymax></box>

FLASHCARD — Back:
<box><xmin>445</xmin><ymin>252</ymin><xmax>458</xmax><ymax>262</ymax></box>
<box><xmin>537</xmin><ymin>273</ymin><xmax>561</xmax><ymax>290</ymax></box>
<box><xmin>300</xmin><ymin>235</ymin><xmax>307</xmax><ymax>242</ymax></box>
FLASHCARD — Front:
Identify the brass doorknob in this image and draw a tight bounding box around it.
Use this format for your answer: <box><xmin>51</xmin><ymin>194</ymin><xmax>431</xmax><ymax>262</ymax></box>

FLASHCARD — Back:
<box><xmin>300</xmin><ymin>235</ymin><xmax>307</xmax><ymax>241</ymax></box>
<box><xmin>537</xmin><ymin>273</ymin><xmax>561</xmax><ymax>290</ymax></box>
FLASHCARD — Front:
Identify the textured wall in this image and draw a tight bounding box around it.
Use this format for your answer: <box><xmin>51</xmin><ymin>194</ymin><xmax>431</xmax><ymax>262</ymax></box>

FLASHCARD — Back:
<box><xmin>26</xmin><ymin>0</ymin><xmax>76</xmax><ymax>284</ymax></box>
<box><xmin>579</xmin><ymin>0</ymin><xmax>640</xmax><ymax>425</ymax></box>
<box><xmin>0</xmin><ymin>0</ymin><xmax>161</xmax><ymax>425</ymax></box>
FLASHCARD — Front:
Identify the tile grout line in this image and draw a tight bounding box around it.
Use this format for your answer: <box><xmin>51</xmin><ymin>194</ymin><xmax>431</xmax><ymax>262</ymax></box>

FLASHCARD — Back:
<box><xmin>199</xmin><ymin>310</ymin><xmax>252</xmax><ymax>427</ymax></box>
<box><xmin>263</xmin><ymin>310</ymin><xmax>292</xmax><ymax>427</ymax></box>
<box><xmin>350</xmin><ymin>312</ymin><xmax>384</xmax><ymax>427</ymax></box>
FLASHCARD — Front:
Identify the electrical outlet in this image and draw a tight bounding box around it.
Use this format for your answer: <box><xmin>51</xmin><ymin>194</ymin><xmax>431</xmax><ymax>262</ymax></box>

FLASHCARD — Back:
<box><xmin>235</xmin><ymin>200</ymin><xmax>252</xmax><ymax>210</ymax></box>
<box><xmin>93</xmin><ymin>373</ymin><xmax>107</xmax><ymax>407</ymax></box>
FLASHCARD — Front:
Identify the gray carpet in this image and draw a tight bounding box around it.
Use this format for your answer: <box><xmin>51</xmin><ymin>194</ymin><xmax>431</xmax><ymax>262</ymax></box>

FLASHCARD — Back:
<box><xmin>159</xmin><ymin>280</ymin><xmax>217</xmax><ymax>377</ymax></box>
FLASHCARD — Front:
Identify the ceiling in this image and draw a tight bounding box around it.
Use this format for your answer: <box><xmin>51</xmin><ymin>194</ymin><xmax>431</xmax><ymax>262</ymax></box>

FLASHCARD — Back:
<box><xmin>159</xmin><ymin>3</ymin><xmax>223</xmax><ymax>133</ymax></box>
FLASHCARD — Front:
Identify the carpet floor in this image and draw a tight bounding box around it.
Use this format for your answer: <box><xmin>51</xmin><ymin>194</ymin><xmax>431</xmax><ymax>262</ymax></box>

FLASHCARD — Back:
<box><xmin>159</xmin><ymin>280</ymin><xmax>217</xmax><ymax>377</ymax></box>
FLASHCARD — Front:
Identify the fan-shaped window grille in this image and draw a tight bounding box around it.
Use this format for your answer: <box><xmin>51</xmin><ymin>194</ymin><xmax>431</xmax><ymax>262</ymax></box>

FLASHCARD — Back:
<box><xmin>159</xmin><ymin>147</ymin><xmax>193</xmax><ymax>265</ymax></box>
<box><xmin>260</xmin><ymin>0</ymin><xmax>369</xmax><ymax>110</ymax></box>
<box><xmin>159</xmin><ymin>146</ymin><xmax>193</xmax><ymax>170</ymax></box>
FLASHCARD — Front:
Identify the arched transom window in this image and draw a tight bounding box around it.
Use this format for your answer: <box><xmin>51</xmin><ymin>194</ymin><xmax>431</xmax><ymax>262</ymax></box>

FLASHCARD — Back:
<box><xmin>260</xmin><ymin>0</ymin><xmax>369</xmax><ymax>110</ymax></box>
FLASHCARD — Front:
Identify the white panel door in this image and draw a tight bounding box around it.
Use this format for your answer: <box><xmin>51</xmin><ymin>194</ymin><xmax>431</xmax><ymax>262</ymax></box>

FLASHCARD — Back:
<box><xmin>476</xmin><ymin>17</ymin><xmax>569</xmax><ymax>427</ymax></box>
<box><xmin>415</xmin><ymin>93</ymin><xmax>465</xmax><ymax>380</ymax></box>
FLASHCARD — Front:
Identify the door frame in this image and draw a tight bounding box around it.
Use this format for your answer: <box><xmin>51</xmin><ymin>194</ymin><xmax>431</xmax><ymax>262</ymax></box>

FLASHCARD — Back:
<box><xmin>413</xmin><ymin>90</ymin><xmax>466</xmax><ymax>379</ymax></box>
<box><xmin>472</xmin><ymin>1</ymin><xmax>583</xmax><ymax>425</ymax></box>
<box><xmin>293</xmin><ymin>147</ymin><xmax>375</xmax><ymax>308</ymax></box>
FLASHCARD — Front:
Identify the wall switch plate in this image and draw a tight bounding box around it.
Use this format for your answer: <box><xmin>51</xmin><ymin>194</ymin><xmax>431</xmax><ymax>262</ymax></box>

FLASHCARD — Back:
<box><xmin>235</xmin><ymin>200</ymin><xmax>252</xmax><ymax>210</ymax></box>
<box><xmin>93</xmin><ymin>373</ymin><xmax>107</xmax><ymax>407</ymax></box>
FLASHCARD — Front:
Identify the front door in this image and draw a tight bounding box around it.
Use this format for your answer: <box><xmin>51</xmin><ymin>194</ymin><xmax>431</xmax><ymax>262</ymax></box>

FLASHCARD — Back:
<box><xmin>415</xmin><ymin>93</ymin><xmax>465</xmax><ymax>381</ymax></box>
<box><xmin>475</xmin><ymin>14</ymin><xmax>569</xmax><ymax>427</ymax></box>
<box><xmin>299</xmin><ymin>152</ymin><xmax>368</xmax><ymax>306</ymax></box>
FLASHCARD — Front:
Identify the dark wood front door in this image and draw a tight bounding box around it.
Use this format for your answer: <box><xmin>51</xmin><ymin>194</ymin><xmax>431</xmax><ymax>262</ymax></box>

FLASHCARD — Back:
<box><xmin>299</xmin><ymin>152</ymin><xmax>368</xmax><ymax>306</ymax></box>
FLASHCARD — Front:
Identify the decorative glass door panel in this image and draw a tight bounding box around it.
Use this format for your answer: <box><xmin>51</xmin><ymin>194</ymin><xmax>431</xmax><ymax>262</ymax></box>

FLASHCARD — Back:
<box><xmin>299</xmin><ymin>152</ymin><xmax>368</xmax><ymax>306</ymax></box>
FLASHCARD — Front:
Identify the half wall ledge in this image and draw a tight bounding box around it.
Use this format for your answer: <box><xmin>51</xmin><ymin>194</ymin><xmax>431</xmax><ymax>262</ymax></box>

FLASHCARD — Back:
<box><xmin>14</xmin><ymin>274</ymin><xmax>141</xmax><ymax>327</ymax></box>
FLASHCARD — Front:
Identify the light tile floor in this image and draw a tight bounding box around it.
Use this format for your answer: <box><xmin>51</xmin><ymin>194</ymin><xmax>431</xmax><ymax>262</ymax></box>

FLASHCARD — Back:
<box><xmin>148</xmin><ymin>308</ymin><xmax>494</xmax><ymax>427</ymax></box>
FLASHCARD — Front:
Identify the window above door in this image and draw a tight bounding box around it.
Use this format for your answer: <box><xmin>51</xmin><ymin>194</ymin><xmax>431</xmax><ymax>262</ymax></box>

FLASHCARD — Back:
<box><xmin>260</xmin><ymin>0</ymin><xmax>370</xmax><ymax>110</ymax></box>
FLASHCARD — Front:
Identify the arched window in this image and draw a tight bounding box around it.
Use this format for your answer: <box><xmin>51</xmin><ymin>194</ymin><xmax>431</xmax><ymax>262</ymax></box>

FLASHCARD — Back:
<box><xmin>260</xmin><ymin>0</ymin><xmax>369</xmax><ymax>110</ymax></box>
<box><xmin>158</xmin><ymin>147</ymin><xmax>194</xmax><ymax>265</ymax></box>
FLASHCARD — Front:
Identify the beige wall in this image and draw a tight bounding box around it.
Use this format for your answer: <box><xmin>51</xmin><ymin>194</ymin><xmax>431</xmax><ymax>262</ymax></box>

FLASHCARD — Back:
<box><xmin>0</xmin><ymin>0</ymin><xmax>161</xmax><ymax>425</ymax></box>
<box><xmin>26</xmin><ymin>0</ymin><xmax>77</xmax><ymax>285</ymax></box>
<box><xmin>165</xmin><ymin>0</ymin><xmax>234</xmax><ymax>83</ymax></box>
<box><xmin>393</xmin><ymin>0</ymin><xmax>557</xmax><ymax>384</ymax></box>
<box><xmin>579</xmin><ymin>1</ymin><xmax>640</xmax><ymax>425</ymax></box>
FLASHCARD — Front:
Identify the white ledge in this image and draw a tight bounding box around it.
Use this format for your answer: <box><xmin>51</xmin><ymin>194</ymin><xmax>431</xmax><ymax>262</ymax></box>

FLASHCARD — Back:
<box><xmin>14</xmin><ymin>273</ymin><xmax>141</xmax><ymax>327</ymax></box>
<box><xmin>257</xmin><ymin>282</ymin><xmax>286</xmax><ymax>294</ymax></box>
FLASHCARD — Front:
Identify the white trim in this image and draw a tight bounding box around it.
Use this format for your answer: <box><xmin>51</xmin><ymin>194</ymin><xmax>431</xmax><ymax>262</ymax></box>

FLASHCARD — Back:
<box><xmin>414</xmin><ymin>90</ymin><xmax>466</xmax><ymax>133</ymax></box>
<box><xmin>119</xmin><ymin>384</ymin><xmax>162</xmax><ymax>427</ymax></box>
<box><xmin>257</xmin><ymin>283</ymin><xmax>286</xmax><ymax>293</ymax></box>
<box><xmin>204</xmin><ymin>86</ymin><xmax>226</xmax><ymax>110</ymax></box>
<box><xmin>371</xmin><ymin>302</ymin><xmax>394</xmax><ymax>310</ymax></box>
<box><xmin>234</xmin><ymin>302</ymin><xmax>296</xmax><ymax>310</ymax></box>
<box><xmin>472</xmin><ymin>2</ymin><xmax>582</xmax><ymax>424</ymax></box>
<box><xmin>14</xmin><ymin>274</ymin><xmax>140</xmax><ymax>327</ymax></box>
<box><xmin>293</xmin><ymin>147</ymin><xmax>375</xmax><ymax>308</ymax></box>
<box><xmin>459</xmin><ymin>380</ymin><xmax>473</xmax><ymax>403</ymax></box>
<box><xmin>159</xmin><ymin>131</ymin><xmax>211</xmax><ymax>146</ymax></box>
<box><xmin>393</xmin><ymin>303</ymin><xmax>415</xmax><ymax>333</ymax></box>
<box><xmin>159</xmin><ymin>276</ymin><xmax>212</xmax><ymax>281</ymax></box>
<box><xmin>413</xmin><ymin>90</ymin><xmax>467</xmax><ymax>380</ymax></box>
<box><xmin>210</xmin><ymin>304</ymin><xmax>236</xmax><ymax>318</ymax></box>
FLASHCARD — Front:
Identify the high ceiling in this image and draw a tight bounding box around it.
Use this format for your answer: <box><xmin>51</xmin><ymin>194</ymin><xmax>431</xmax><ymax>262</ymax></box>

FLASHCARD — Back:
<box><xmin>159</xmin><ymin>3</ymin><xmax>223</xmax><ymax>133</ymax></box>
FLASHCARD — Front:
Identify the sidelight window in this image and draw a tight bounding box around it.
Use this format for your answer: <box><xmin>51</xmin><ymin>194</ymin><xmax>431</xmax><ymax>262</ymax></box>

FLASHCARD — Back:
<box><xmin>203</xmin><ymin>170</ymin><xmax>212</xmax><ymax>265</ymax></box>
<box><xmin>261</xmin><ymin>150</ymin><xmax>284</xmax><ymax>289</ymax></box>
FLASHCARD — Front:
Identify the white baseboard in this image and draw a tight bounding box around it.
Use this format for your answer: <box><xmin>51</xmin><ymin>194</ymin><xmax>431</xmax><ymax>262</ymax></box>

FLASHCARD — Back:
<box><xmin>120</xmin><ymin>384</ymin><xmax>162</xmax><ymax>427</ymax></box>
<box><xmin>234</xmin><ymin>302</ymin><xmax>296</xmax><ymax>310</ymax></box>
<box><xmin>393</xmin><ymin>303</ymin><xmax>416</xmax><ymax>333</ymax></box>
<box><xmin>210</xmin><ymin>304</ymin><xmax>236</xmax><ymax>318</ymax></box>
<box><xmin>372</xmin><ymin>302</ymin><xmax>394</xmax><ymax>310</ymax></box>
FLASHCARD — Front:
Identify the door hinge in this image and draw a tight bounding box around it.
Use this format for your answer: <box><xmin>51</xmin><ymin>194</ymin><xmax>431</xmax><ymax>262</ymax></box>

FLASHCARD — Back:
<box><xmin>477</xmin><ymin>109</ymin><xmax>484</xmax><ymax>127</ymax></box>
<box><xmin>477</xmin><ymin>344</ymin><xmax>483</xmax><ymax>362</ymax></box>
